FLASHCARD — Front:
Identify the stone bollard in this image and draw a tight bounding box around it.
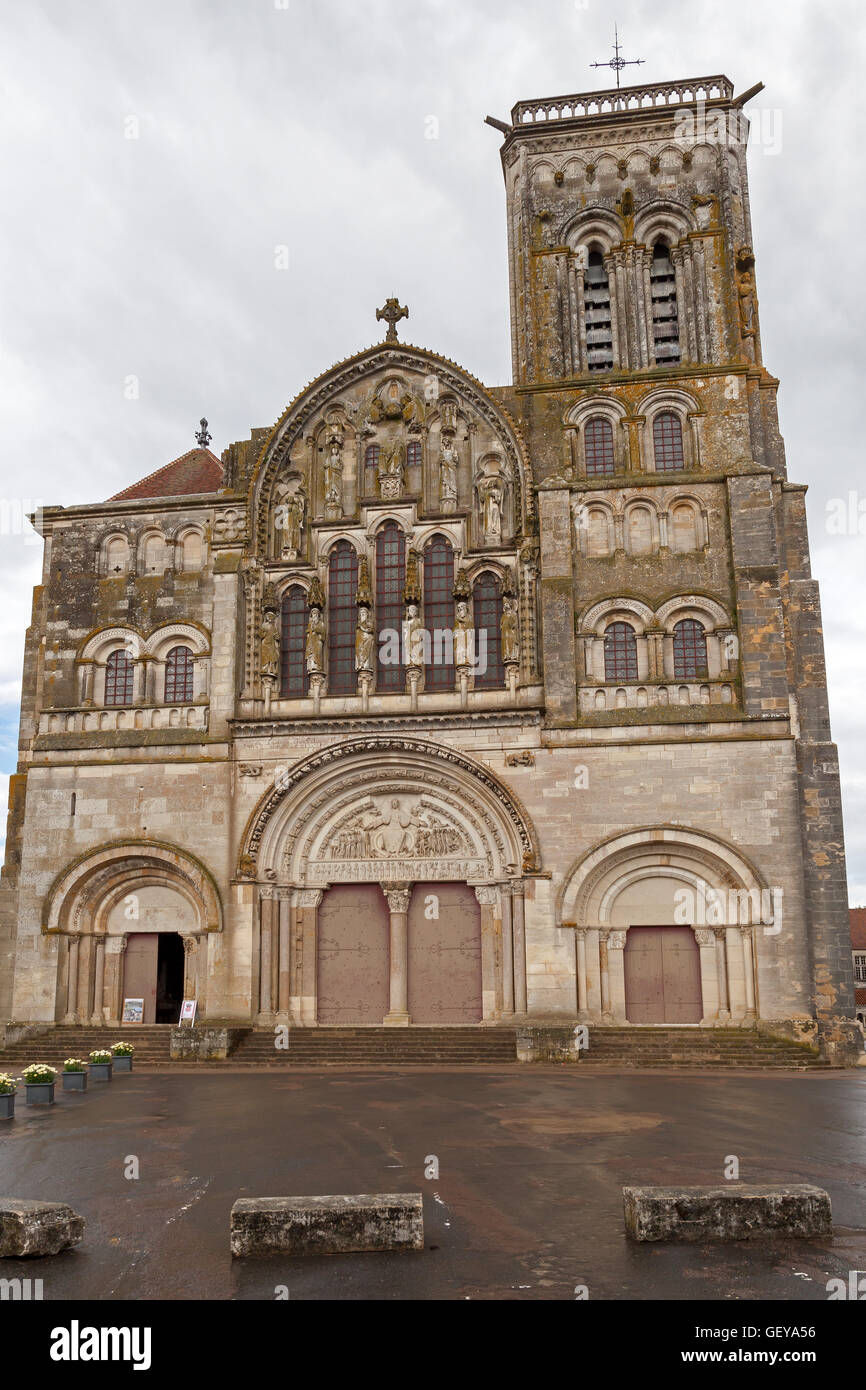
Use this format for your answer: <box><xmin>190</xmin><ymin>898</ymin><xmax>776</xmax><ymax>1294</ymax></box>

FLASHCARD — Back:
<box><xmin>0</xmin><ymin>1199</ymin><xmax>86</xmax><ymax>1257</ymax></box>
<box><xmin>623</xmin><ymin>1183</ymin><xmax>832</xmax><ymax>1243</ymax></box>
<box><xmin>230</xmin><ymin>1194</ymin><xmax>424</xmax><ymax>1256</ymax></box>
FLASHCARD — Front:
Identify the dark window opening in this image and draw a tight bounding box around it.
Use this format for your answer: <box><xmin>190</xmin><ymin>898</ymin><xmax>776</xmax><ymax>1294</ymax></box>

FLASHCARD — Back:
<box><xmin>281</xmin><ymin>585</ymin><xmax>309</xmax><ymax>698</ymax></box>
<box><xmin>604</xmin><ymin>622</ymin><xmax>639</xmax><ymax>681</ymax></box>
<box><xmin>376</xmin><ymin>522</ymin><xmax>406</xmax><ymax>692</ymax></box>
<box><xmin>653</xmin><ymin>411</ymin><xmax>685</xmax><ymax>471</ymax></box>
<box><xmin>105</xmin><ymin>649</ymin><xmax>134</xmax><ymax>706</ymax></box>
<box><xmin>472</xmin><ymin>573</ymin><xmax>505</xmax><ymax>690</ymax></box>
<box><xmin>673</xmin><ymin>619</ymin><xmax>708</xmax><ymax>678</ymax></box>
<box><xmin>585</xmin><ymin>416</ymin><xmax>616</xmax><ymax>476</ymax></box>
<box><xmin>423</xmin><ymin>536</ymin><xmax>455</xmax><ymax>691</ymax></box>
<box><xmin>328</xmin><ymin>542</ymin><xmax>358</xmax><ymax>695</ymax></box>
<box><xmin>164</xmin><ymin>646</ymin><xmax>194</xmax><ymax>704</ymax></box>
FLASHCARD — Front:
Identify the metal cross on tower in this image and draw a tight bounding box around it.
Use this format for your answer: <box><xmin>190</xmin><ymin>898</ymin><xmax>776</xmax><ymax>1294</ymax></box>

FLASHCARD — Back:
<box><xmin>590</xmin><ymin>24</ymin><xmax>644</xmax><ymax>90</ymax></box>
<box><xmin>376</xmin><ymin>297</ymin><xmax>409</xmax><ymax>342</ymax></box>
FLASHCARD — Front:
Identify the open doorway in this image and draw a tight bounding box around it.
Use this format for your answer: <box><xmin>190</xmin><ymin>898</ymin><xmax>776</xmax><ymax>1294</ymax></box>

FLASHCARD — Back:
<box><xmin>156</xmin><ymin>934</ymin><xmax>185</xmax><ymax>1023</ymax></box>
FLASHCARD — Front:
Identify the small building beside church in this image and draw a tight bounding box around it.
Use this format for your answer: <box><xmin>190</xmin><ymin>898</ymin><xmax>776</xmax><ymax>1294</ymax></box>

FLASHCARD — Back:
<box><xmin>0</xmin><ymin>72</ymin><xmax>860</xmax><ymax>1062</ymax></box>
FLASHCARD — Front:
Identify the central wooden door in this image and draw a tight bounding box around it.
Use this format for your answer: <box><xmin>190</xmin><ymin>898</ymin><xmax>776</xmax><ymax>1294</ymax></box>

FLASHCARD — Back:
<box><xmin>122</xmin><ymin>933</ymin><xmax>159</xmax><ymax>1023</ymax></box>
<box><xmin>624</xmin><ymin>926</ymin><xmax>702</xmax><ymax>1024</ymax></box>
<box><xmin>317</xmin><ymin>884</ymin><xmax>389</xmax><ymax>1024</ymax></box>
<box><xmin>407</xmin><ymin>881</ymin><xmax>482</xmax><ymax>1024</ymax></box>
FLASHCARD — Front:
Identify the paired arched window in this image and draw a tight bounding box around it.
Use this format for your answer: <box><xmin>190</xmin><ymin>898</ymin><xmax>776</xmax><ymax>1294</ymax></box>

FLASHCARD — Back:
<box><xmin>423</xmin><ymin>536</ymin><xmax>455</xmax><ymax>691</ymax></box>
<box><xmin>376</xmin><ymin>522</ymin><xmax>406</xmax><ymax>691</ymax></box>
<box><xmin>281</xmin><ymin>586</ymin><xmax>309</xmax><ymax>698</ymax></box>
<box><xmin>651</xmin><ymin>240</ymin><xmax>680</xmax><ymax>364</ymax></box>
<box><xmin>472</xmin><ymin>573</ymin><xmax>504</xmax><ymax>689</ymax></box>
<box><xmin>604</xmin><ymin>622</ymin><xmax>639</xmax><ymax>681</ymax></box>
<box><xmin>585</xmin><ymin>416</ymin><xmax>615</xmax><ymax>476</ymax></box>
<box><xmin>328</xmin><ymin>542</ymin><xmax>358</xmax><ymax>694</ymax></box>
<box><xmin>653</xmin><ymin>412</ymin><xmax>685</xmax><ymax>471</ymax></box>
<box><xmin>673</xmin><ymin>619</ymin><xmax>708</xmax><ymax>678</ymax></box>
<box><xmin>584</xmin><ymin>249</ymin><xmax>613</xmax><ymax>371</ymax></box>
<box><xmin>164</xmin><ymin>646</ymin><xmax>194</xmax><ymax>703</ymax></box>
<box><xmin>105</xmin><ymin>649</ymin><xmax>134</xmax><ymax>706</ymax></box>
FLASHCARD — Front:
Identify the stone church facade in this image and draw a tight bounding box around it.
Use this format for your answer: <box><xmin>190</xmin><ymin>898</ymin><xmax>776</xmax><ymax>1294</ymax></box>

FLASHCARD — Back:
<box><xmin>0</xmin><ymin>74</ymin><xmax>860</xmax><ymax>1060</ymax></box>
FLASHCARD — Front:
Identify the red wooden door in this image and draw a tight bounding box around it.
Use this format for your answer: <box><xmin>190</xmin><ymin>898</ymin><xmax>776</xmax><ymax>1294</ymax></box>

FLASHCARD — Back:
<box><xmin>317</xmin><ymin>884</ymin><xmax>389</xmax><ymax>1024</ymax></box>
<box><xmin>408</xmin><ymin>882</ymin><xmax>482</xmax><ymax>1024</ymax></box>
<box><xmin>122</xmin><ymin>933</ymin><xmax>159</xmax><ymax>1023</ymax></box>
<box><xmin>624</xmin><ymin>927</ymin><xmax>702</xmax><ymax>1024</ymax></box>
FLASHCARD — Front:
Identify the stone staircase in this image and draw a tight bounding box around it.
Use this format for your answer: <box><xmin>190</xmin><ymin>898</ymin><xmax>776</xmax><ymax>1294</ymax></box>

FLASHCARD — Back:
<box><xmin>0</xmin><ymin>1025</ymin><xmax>172</xmax><ymax>1069</ymax></box>
<box><xmin>577</xmin><ymin>1027</ymin><xmax>828</xmax><ymax>1068</ymax></box>
<box><xmin>227</xmin><ymin>1026</ymin><xmax>519</xmax><ymax>1066</ymax></box>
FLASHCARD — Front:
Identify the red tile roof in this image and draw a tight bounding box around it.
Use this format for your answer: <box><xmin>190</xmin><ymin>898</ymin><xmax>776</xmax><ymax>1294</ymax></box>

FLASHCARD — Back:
<box><xmin>108</xmin><ymin>448</ymin><xmax>224</xmax><ymax>502</ymax></box>
<box><xmin>851</xmin><ymin>908</ymin><xmax>866</xmax><ymax>951</ymax></box>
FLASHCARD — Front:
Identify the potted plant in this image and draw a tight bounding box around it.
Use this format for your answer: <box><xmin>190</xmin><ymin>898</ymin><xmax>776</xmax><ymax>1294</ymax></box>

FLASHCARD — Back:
<box><xmin>89</xmin><ymin>1049</ymin><xmax>113</xmax><ymax>1081</ymax></box>
<box><xmin>111</xmin><ymin>1041</ymin><xmax>134</xmax><ymax>1072</ymax></box>
<box><xmin>22</xmin><ymin>1063</ymin><xmax>57</xmax><ymax>1105</ymax></box>
<box><xmin>62</xmin><ymin>1058</ymin><xmax>88</xmax><ymax>1092</ymax></box>
<box><xmin>0</xmin><ymin>1073</ymin><xmax>17</xmax><ymax>1119</ymax></box>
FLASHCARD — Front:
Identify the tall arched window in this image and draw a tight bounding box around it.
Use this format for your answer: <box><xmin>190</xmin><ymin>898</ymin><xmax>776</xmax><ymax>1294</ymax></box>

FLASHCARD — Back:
<box><xmin>423</xmin><ymin>535</ymin><xmax>455</xmax><ymax>691</ymax></box>
<box><xmin>673</xmin><ymin>619</ymin><xmax>708</xmax><ymax>678</ymax></box>
<box><xmin>105</xmin><ymin>649</ymin><xmax>134</xmax><ymax>706</ymax></box>
<box><xmin>407</xmin><ymin>440</ymin><xmax>422</xmax><ymax>470</ymax></box>
<box><xmin>281</xmin><ymin>586</ymin><xmax>309</xmax><ymax>698</ymax></box>
<box><xmin>328</xmin><ymin>542</ymin><xmax>358</xmax><ymax>694</ymax></box>
<box><xmin>653</xmin><ymin>412</ymin><xmax>685</xmax><ymax>471</ymax></box>
<box><xmin>585</xmin><ymin>416</ymin><xmax>615</xmax><ymax>476</ymax></box>
<box><xmin>604</xmin><ymin>622</ymin><xmax>638</xmax><ymax>681</ymax></box>
<box><xmin>651</xmin><ymin>240</ymin><xmax>680</xmax><ymax>363</ymax></box>
<box><xmin>364</xmin><ymin>444</ymin><xmax>380</xmax><ymax>496</ymax></box>
<box><xmin>473</xmin><ymin>572</ymin><xmax>504</xmax><ymax>690</ymax></box>
<box><xmin>376</xmin><ymin>522</ymin><xmax>406</xmax><ymax>691</ymax></box>
<box><xmin>584</xmin><ymin>249</ymin><xmax>613</xmax><ymax>370</ymax></box>
<box><xmin>164</xmin><ymin>646</ymin><xmax>194</xmax><ymax>703</ymax></box>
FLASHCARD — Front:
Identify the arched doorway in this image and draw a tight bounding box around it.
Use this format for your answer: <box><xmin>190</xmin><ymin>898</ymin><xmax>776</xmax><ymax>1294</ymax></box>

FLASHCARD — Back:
<box><xmin>623</xmin><ymin>927</ymin><xmax>702</xmax><ymax>1023</ymax></box>
<box><xmin>408</xmin><ymin>882</ymin><xmax>482</xmax><ymax>1024</ymax></box>
<box><xmin>122</xmin><ymin>931</ymin><xmax>186</xmax><ymax>1023</ymax></box>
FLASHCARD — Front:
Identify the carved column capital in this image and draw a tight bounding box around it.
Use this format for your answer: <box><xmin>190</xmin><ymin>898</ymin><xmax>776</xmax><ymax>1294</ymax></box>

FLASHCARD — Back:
<box><xmin>474</xmin><ymin>885</ymin><xmax>499</xmax><ymax>907</ymax></box>
<box><xmin>296</xmin><ymin>889</ymin><xmax>323</xmax><ymax>909</ymax></box>
<box><xmin>608</xmin><ymin>930</ymin><xmax>627</xmax><ymax>950</ymax></box>
<box><xmin>381</xmin><ymin>884</ymin><xmax>412</xmax><ymax>914</ymax></box>
<box><xmin>694</xmin><ymin>928</ymin><xmax>715</xmax><ymax>947</ymax></box>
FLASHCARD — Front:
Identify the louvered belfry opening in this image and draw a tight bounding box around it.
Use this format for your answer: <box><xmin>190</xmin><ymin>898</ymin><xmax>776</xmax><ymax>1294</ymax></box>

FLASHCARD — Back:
<box><xmin>584</xmin><ymin>249</ymin><xmax>614</xmax><ymax>371</ymax></box>
<box><xmin>651</xmin><ymin>240</ymin><xmax>680</xmax><ymax>364</ymax></box>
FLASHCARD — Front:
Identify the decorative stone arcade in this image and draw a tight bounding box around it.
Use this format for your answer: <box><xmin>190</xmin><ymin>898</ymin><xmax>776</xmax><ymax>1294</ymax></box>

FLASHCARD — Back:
<box><xmin>239</xmin><ymin>737</ymin><xmax>538</xmax><ymax>1026</ymax></box>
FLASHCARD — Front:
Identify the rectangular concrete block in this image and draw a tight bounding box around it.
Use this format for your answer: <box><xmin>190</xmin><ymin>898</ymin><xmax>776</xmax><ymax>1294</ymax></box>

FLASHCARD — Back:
<box><xmin>623</xmin><ymin>1184</ymin><xmax>832</xmax><ymax>1243</ymax></box>
<box><xmin>230</xmin><ymin>1194</ymin><xmax>424</xmax><ymax>1257</ymax></box>
<box><xmin>0</xmin><ymin>1199</ymin><xmax>85</xmax><ymax>1256</ymax></box>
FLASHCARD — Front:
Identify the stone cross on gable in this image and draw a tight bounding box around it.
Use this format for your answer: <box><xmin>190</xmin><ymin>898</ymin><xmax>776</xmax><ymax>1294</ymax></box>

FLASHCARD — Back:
<box><xmin>376</xmin><ymin>298</ymin><xmax>409</xmax><ymax>342</ymax></box>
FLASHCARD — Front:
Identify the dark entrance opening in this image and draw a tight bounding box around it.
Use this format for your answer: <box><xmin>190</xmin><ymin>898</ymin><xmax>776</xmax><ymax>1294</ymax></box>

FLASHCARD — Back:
<box><xmin>156</xmin><ymin>933</ymin><xmax>185</xmax><ymax>1023</ymax></box>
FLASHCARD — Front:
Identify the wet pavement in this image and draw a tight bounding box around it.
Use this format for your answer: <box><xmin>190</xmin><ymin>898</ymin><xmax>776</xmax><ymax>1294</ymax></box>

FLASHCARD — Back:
<box><xmin>1</xmin><ymin>1067</ymin><xmax>864</xmax><ymax>1301</ymax></box>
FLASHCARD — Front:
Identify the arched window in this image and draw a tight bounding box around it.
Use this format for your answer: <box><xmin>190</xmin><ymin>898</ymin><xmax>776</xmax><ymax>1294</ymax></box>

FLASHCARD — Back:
<box><xmin>627</xmin><ymin>506</ymin><xmax>653</xmax><ymax>555</ymax></box>
<box><xmin>651</xmin><ymin>240</ymin><xmax>680</xmax><ymax>363</ymax></box>
<box><xmin>328</xmin><ymin>542</ymin><xmax>358</xmax><ymax>695</ymax></box>
<box><xmin>105</xmin><ymin>649</ymin><xmax>134</xmax><ymax>706</ymax></box>
<box><xmin>164</xmin><ymin>646</ymin><xmax>194</xmax><ymax>703</ymax></box>
<box><xmin>364</xmin><ymin>444</ymin><xmax>380</xmax><ymax>496</ymax></box>
<box><xmin>653</xmin><ymin>412</ymin><xmax>685</xmax><ymax>471</ymax></box>
<box><xmin>143</xmin><ymin>534</ymin><xmax>165</xmax><ymax>573</ymax></box>
<box><xmin>180</xmin><ymin>531</ymin><xmax>203</xmax><ymax>571</ymax></box>
<box><xmin>585</xmin><ymin>416</ymin><xmax>615</xmax><ymax>476</ymax></box>
<box><xmin>673</xmin><ymin>619</ymin><xmax>708</xmax><ymax>678</ymax></box>
<box><xmin>105</xmin><ymin>536</ymin><xmax>129</xmax><ymax>575</ymax></box>
<box><xmin>376</xmin><ymin>522</ymin><xmax>406</xmax><ymax>691</ymax></box>
<box><xmin>280</xmin><ymin>586</ymin><xmax>309</xmax><ymax>698</ymax></box>
<box><xmin>423</xmin><ymin>535</ymin><xmax>455</xmax><ymax>691</ymax></box>
<box><xmin>584</xmin><ymin>249</ymin><xmax>613</xmax><ymax>371</ymax></box>
<box><xmin>407</xmin><ymin>440</ymin><xmax>422</xmax><ymax>470</ymax></box>
<box><xmin>671</xmin><ymin>504</ymin><xmax>699</xmax><ymax>552</ymax></box>
<box><xmin>604</xmin><ymin>622</ymin><xmax>639</xmax><ymax>681</ymax></box>
<box><xmin>473</xmin><ymin>572</ymin><xmax>504</xmax><ymax>690</ymax></box>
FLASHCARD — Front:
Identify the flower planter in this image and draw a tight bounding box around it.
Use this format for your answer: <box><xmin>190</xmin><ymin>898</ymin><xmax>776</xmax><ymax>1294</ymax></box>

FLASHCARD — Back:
<box><xmin>62</xmin><ymin>1071</ymin><xmax>87</xmax><ymax>1092</ymax></box>
<box><xmin>25</xmin><ymin>1083</ymin><xmax>55</xmax><ymax>1105</ymax></box>
<box><xmin>112</xmin><ymin>1056</ymin><xmax>133</xmax><ymax>1073</ymax></box>
<box><xmin>0</xmin><ymin>1093</ymin><xmax>15</xmax><ymax>1119</ymax></box>
<box><xmin>89</xmin><ymin>1063</ymin><xmax>112</xmax><ymax>1082</ymax></box>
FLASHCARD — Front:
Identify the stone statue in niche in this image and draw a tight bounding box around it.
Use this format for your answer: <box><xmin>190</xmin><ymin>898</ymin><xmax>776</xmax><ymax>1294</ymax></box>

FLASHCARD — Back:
<box><xmin>404</xmin><ymin>602</ymin><xmax>425</xmax><ymax>668</ymax></box>
<box><xmin>477</xmin><ymin>474</ymin><xmax>504</xmax><ymax>544</ymax></box>
<box><xmin>323</xmin><ymin>434</ymin><xmax>344</xmax><ymax>519</ymax></box>
<box><xmin>378</xmin><ymin>438</ymin><xmax>406</xmax><ymax>500</ymax></box>
<box><xmin>735</xmin><ymin>245</ymin><xmax>757</xmax><ymax>341</ymax></box>
<box><xmin>501</xmin><ymin>595</ymin><xmax>520</xmax><ymax>666</ymax></box>
<box><xmin>454</xmin><ymin>599</ymin><xmax>473</xmax><ymax>667</ymax></box>
<box><xmin>272</xmin><ymin>473</ymin><xmax>306</xmax><ymax>560</ymax></box>
<box><xmin>440</xmin><ymin>398</ymin><xmax>458</xmax><ymax>433</ymax></box>
<box><xmin>355</xmin><ymin>604</ymin><xmax>375</xmax><ymax>673</ymax></box>
<box><xmin>439</xmin><ymin>437</ymin><xmax>459</xmax><ymax>512</ymax></box>
<box><xmin>260</xmin><ymin>608</ymin><xmax>280</xmax><ymax>680</ymax></box>
<box><xmin>305</xmin><ymin>603</ymin><xmax>326</xmax><ymax>674</ymax></box>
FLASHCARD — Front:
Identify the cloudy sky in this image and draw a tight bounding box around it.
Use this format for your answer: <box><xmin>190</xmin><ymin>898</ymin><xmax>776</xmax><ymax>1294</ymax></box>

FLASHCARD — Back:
<box><xmin>1</xmin><ymin>0</ymin><xmax>864</xmax><ymax>898</ymax></box>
